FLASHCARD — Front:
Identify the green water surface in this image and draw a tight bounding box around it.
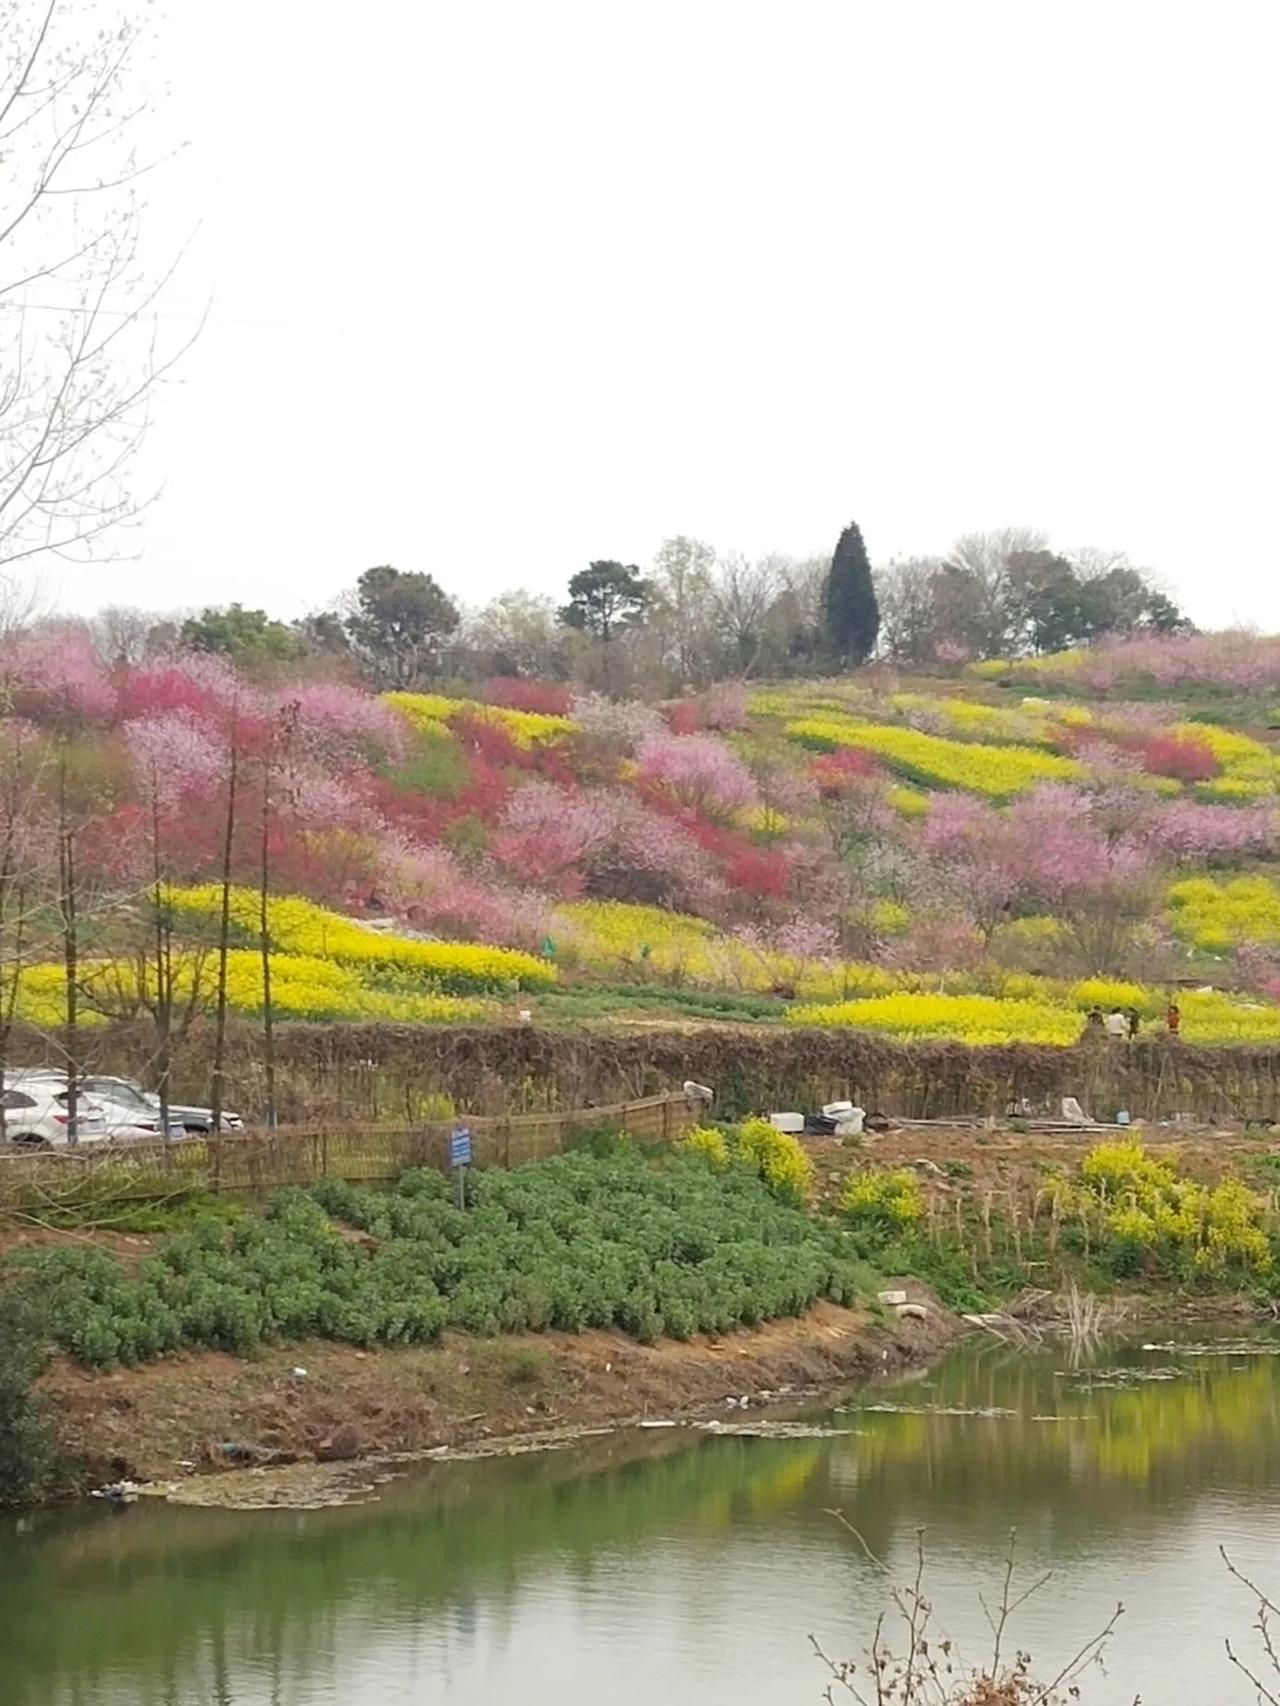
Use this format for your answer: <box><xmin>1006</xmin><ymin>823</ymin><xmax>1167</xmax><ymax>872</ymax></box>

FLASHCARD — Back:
<box><xmin>4</xmin><ymin>1328</ymin><xmax>1280</xmax><ymax>1704</ymax></box>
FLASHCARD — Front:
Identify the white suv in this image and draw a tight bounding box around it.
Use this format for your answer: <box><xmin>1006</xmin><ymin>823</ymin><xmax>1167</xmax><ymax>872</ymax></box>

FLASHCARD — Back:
<box><xmin>0</xmin><ymin>1081</ymin><xmax>108</xmax><ymax>1147</ymax></box>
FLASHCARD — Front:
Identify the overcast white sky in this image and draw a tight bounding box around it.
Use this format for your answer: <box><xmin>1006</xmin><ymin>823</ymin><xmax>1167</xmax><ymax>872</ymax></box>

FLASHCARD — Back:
<box><xmin>43</xmin><ymin>0</ymin><xmax>1280</xmax><ymax>629</ymax></box>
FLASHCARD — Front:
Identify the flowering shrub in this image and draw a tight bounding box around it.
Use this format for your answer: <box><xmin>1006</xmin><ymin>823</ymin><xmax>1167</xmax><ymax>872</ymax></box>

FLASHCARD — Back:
<box><xmin>809</xmin><ymin>746</ymin><xmax>881</xmax><ymax>794</ymax></box>
<box><xmin>125</xmin><ymin>711</ymin><xmax>227</xmax><ymax>811</ymax></box>
<box><xmin>482</xmin><ymin>678</ymin><xmax>572</xmax><ymax>716</ymax></box>
<box><xmin>116</xmin><ymin>653</ymin><xmax>245</xmax><ymax>723</ymax></box>
<box><xmin>680</xmin><ymin>1125</ymin><xmax>729</xmax><ymax>1167</ymax></box>
<box><xmin>986</xmin><ymin>632</ymin><xmax>1280</xmax><ymax>696</ymax></box>
<box><xmin>1078</xmin><ymin>1140</ymin><xmax>1271</xmax><ymax>1278</ymax></box>
<box><xmin>1131</xmin><ymin>731</ymin><xmax>1218</xmax><ymax>783</ymax></box>
<box><xmin>920</xmin><ymin>784</ymin><xmax>1152</xmax><ymax>922</ymax></box>
<box><xmin>1153</xmin><ymin>800</ymin><xmax>1277</xmax><ymax>858</ymax></box>
<box><xmin>841</xmin><ymin>1168</ymin><xmax>925</xmax><ymax>1233</ymax></box>
<box><xmin>732</xmin><ymin>1117</ymin><xmax>813</xmax><ymax>1206</ymax></box>
<box><xmin>786</xmin><ymin>716</ymin><xmax>1083</xmax><ymax>798</ymax></box>
<box><xmin>495</xmin><ymin>782</ymin><xmax>718</xmax><ymax>910</ymax></box>
<box><xmin>376</xmin><ymin>838</ymin><xmax>551</xmax><ymax>949</ymax></box>
<box><xmin>568</xmin><ymin>691</ymin><xmax>665</xmax><ymax>755</ymax></box>
<box><xmin>701</xmin><ymin>679</ymin><xmax>747</xmax><ymax>731</ymax></box>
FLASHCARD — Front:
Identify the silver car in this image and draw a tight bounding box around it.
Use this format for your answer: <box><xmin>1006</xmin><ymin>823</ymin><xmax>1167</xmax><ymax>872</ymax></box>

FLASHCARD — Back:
<box><xmin>79</xmin><ymin>1075</ymin><xmax>244</xmax><ymax>1136</ymax></box>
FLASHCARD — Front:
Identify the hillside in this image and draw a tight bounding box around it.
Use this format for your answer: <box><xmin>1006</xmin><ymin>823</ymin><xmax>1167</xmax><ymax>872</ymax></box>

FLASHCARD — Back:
<box><xmin>3</xmin><ymin>627</ymin><xmax>1280</xmax><ymax>1059</ymax></box>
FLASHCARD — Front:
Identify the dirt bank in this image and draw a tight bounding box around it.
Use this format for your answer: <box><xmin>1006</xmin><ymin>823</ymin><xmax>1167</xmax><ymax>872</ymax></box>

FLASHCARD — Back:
<box><xmin>40</xmin><ymin>1290</ymin><xmax>958</xmax><ymax>1492</ymax></box>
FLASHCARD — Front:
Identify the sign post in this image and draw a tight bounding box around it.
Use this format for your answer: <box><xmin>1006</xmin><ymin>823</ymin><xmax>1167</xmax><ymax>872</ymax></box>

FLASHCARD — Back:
<box><xmin>449</xmin><ymin>1123</ymin><xmax>472</xmax><ymax>1210</ymax></box>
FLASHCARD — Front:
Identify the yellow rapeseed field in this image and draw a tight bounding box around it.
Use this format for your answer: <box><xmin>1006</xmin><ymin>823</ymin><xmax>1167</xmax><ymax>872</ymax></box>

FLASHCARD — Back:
<box><xmin>383</xmin><ymin>692</ymin><xmax>574</xmax><ymax>748</ymax></box>
<box><xmin>165</xmin><ymin>886</ymin><xmax>556</xmax><ymax>992</ymax></box>
<box><xmin>784</xmin><ymin>715</ymin><xmax>1084</xmax><ymax>798</ymax></box>
<box><xmin>12</xmin><ymin>952</ymin><xmax>490</xmax><ymax>1027</ymax></box>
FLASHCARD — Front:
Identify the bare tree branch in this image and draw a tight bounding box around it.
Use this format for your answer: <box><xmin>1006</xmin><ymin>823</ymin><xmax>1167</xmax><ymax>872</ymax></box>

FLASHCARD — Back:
<box><xmin>0</xmin><ymin>0</ymin><xmax>197</xmax><ymax>578</ymax></box>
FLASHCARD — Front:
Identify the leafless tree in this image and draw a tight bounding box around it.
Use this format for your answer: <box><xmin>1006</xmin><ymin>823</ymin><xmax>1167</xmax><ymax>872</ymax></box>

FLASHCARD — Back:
<box><xmin>87</xmin><ymin>602</ymin><xmax>165</xmax><ymax>666</ymax></box>
<box><xmin>650</xmin><ymin>535</ymin><xmax>717</xmax><ymax>687</ymax></box>
<box><xmin>0</xmin><ymin>717</ymin><xmax>55</xmax><ymax>1135</ymax></box>
<box><xmin>209</xmin><ymin>700</ymin><xmax>238</xmax><ymax>1135</ymax></box>
<box><xmin>876</xmin><ymin>556</ymin><xmax>948</xmax><ymax>664</ymax></box>
<box><xmin>712</xmin><ymin>551</ymin><xmax>779</xmax><ymax>676</ymax></box>
<box><xmin>462</xmin><ymin>589</ymin><xmax>567</xmax><ymax>680</ymax></box>
<box><xmin>1</xmin><ymin>0</ymin><xmax>198</xmax><ymax>578</ymax></box>
<box><xmin>944</xmin><ymin>528</ymin><xmax>1048</xmax><ymax>656</ymax></box>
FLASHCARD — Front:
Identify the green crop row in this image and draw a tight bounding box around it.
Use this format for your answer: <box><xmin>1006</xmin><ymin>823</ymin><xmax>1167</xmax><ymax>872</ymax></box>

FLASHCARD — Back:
<box><xmin>7</xmin><ymin>1148</ymin><xmax>875</xmax><ymax>1368</ymax></box>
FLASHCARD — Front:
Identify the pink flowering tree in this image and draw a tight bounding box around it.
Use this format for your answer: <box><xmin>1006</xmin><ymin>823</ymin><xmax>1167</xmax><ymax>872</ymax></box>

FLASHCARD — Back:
<box><xmin>494</xmin><ymin>780</ymin><xmax>720</xmax><ymax>909</ymax></box>
<box><xmin>634</xmin><ymin>731</ymin><xmax>759</xmax><ymax>820</ymax></box>
<box><xmin>569</xmin><ymin>691</ymin><xmax>665</xmax><ymax>756</ymax></box>
<box><xmin>376</xmin><ymin>836</ymin><xmax>552</xmax><ymax>948</ymax></box>
<box><xmin>275</xmin><ymin>681</ymin><xmax>406</xmax><ymax>768</ymax></box>
<box><xmin>921</xmin><ymin>783</ymin><xmax>1159</xmax><ymax>970</ymax></box>
<box><xmin>115</xmin><ymin>652</ymin><xmax>248</xmax><ymax>723</ymax></box>
<box><xmin>1151</xmin><ymin>800</ymin><xmax>1277</xmax><ymax>861</ymax></box>
<box><xmin>0</xmin><ymin>626</ymin><xmax>115</xmax><ymax>723</ymax></box>
<box><xmin>125</xmin><ymin>711</ymin><xmax>227</xmax><ymax>815</ymax></box>
<box><xmin>491</xmin><ymin>781</ymin><xmax>612</xmax><ymax>895</ymax></box>
<box><xmin>701</xmin><ymin>679</ymin><xmax>747</xmax><ymax>732</ymax></box>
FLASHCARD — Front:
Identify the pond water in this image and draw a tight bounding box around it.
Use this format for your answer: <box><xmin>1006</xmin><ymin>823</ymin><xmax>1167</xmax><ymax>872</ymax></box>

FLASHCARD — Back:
<box><xmin>5</xmin><ymin>1327</ymin><xmax>1280</xmax><ymax>1704</ymax></box>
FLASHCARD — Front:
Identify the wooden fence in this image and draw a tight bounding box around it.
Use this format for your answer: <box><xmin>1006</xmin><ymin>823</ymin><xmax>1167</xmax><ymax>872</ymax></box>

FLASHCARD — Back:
<box><xmin>0</xmin><ymin>1091</ymin><xmax>696</xmax><ymax>1214</ymax></box>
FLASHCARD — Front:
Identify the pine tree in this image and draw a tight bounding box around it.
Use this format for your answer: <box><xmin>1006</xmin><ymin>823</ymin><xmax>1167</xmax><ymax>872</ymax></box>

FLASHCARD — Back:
<box><xmin>823</xmin><ymin>521</ymin><xmax>880</xmax><ymax>667</ymax></box>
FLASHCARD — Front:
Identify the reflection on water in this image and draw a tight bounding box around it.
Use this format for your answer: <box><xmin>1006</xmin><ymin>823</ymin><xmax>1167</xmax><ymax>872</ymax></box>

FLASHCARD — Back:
<box><xmin>5</xmin><ymin>1328</ymin><xmax>1280</xmax><ymax>1704</ymax></box>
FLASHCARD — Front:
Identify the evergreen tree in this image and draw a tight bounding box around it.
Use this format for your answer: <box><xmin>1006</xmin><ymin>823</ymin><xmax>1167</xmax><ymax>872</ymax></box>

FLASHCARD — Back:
<box><xmin>344</xmin><ymin>566</ymin><xmax>460</xmax><ymax>688</ymax></box>
<box><xmin>823</xmin><ymin>521</ymin><xmax>880</xmax><ymax>667</ymax></box>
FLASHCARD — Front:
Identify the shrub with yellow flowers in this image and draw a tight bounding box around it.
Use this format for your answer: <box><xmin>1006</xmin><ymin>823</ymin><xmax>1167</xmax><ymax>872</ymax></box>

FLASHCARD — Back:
<box><xmin>840</xmin><ymin>1168</ymin><xmax>925</xmax><ymax>1234</ymax></box>
<box><xmin>680</xmin><ymin>1125</ymin><xmax>729</xmax><ymax>1168</ymax></box>
<box><xmin>732</xmin><ymin>1117</ymin><xmax>813</xmax><ymax>1206</ymax></box>
<box><xmin>1078</xmin><ymin>1140</ymin><xmax>1271</xmax><ymax>1280</ymax></box>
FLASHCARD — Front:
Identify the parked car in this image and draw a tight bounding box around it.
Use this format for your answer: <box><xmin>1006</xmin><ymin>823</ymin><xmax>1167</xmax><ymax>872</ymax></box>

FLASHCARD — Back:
<box><xmin>77</xmin><ymin>1077</ymin><xmax>187</xmax><ymax>1141</ymax></box>
<box><xmin>7</xmin><ymin>1070</ymin><xmax>179</xmax><ymax>1142</ymax></box>
<box><xmin>0</xmin><ymin>1081</ymin><xmax>108</xmax><ymax>1147</ymax></box>
<box><xmin>79</xmin><ymin>1076</ymin><xmax>244</xmax><ymax>1136</ymax></box>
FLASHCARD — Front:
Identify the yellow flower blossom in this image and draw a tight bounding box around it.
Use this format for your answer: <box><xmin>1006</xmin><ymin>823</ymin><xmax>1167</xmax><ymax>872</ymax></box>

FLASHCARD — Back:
<box><xmin>785</xmin><ymin>715</ymin><xmax>1083</xmax><ymax>798</ymax></box>
<box><xmin>164</xmin><ymin>885</ymin><xmax>556</xmax><ymax>992</ymax></box>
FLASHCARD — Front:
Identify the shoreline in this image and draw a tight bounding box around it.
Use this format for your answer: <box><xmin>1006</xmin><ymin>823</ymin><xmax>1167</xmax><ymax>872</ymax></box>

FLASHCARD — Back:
<box><xmin>40</xmin><ymin>1289</ymin><xmax>960</xmax><ymax>1501</ymax></box>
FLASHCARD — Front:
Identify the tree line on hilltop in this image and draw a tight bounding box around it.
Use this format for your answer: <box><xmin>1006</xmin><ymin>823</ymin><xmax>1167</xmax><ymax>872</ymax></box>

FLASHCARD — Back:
<box><xmin>61</xmin><ymin>523</ymin><xmax>1186</xmax><ymax>698</ymax></box>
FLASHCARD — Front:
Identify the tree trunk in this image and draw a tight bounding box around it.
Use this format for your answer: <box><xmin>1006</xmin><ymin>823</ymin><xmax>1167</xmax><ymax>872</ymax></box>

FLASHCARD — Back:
<box><xmin>60</xmin><ymin>824</ymin><xmax>78</xmax><ymax>1145</ymax></box>
<box><xmin>210</xmin><ymin>719</ymin><xmax>238</xmax><ymax>1134</ymax></box>
<box><xmin>259</xmin><ymin>750</ymin><xmax>276</xmax><ymax>1129</ymax></box>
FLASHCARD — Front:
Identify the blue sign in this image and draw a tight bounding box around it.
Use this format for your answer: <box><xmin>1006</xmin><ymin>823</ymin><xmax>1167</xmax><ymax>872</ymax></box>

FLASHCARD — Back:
<box><xmin>449</xmin><ymin>1126</ymin><xmax>472</xmax><ymax>1169</ymax></box>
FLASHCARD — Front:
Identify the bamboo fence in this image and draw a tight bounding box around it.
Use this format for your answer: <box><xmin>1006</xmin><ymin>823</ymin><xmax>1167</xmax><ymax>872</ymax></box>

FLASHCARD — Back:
<box><xmin>0</xmin><ymin>1090</ymin><xmax>694</xmax><ymax>1213</ymax></box>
